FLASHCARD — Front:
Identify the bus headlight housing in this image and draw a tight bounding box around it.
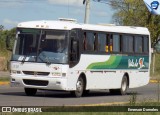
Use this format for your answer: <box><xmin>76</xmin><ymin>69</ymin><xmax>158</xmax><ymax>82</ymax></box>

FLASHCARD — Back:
<box><xmin>11</xmin><ymin>70</ymin><xmax>21</xmax><ymax>74</ymax></box>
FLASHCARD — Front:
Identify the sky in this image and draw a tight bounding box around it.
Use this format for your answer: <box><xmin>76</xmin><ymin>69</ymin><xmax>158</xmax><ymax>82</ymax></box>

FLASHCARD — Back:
<box><xmin>0</xmin><ymin>0</ymin><xmax>114</xmax><ymax>29</ymax></box>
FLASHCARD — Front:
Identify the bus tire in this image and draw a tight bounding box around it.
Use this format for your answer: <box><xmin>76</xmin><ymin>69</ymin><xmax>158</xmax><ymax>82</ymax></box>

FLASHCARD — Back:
<box><xmin>71</xmin><ymin>77</ymin><xmax>84</xmax><ymax>97</ymax></box>
<box><xmin>24</xmin><ymin>88</ymin><xmax>37</xmax><ymax>96</ymax></box>
<box><xmin>109</xmin><ymin>75</ymin><xmax>128</xmax><ymax>95</ymax></box>
<box><xmin>118</xmin><ymin>75</ymin><xmax>128</xmax><ymax>95</ymax></box>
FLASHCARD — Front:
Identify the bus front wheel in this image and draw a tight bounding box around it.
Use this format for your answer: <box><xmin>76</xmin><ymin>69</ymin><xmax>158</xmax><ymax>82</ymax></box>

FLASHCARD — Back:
<box><xmin>71</xmin><ymin>77</ymin><xmax>84</xmax><ymax>97</ymax></box>
<box><xmin>24</xmin><ymin>88</ymin><xmax>37</xmax><ymax>96</ymax></box>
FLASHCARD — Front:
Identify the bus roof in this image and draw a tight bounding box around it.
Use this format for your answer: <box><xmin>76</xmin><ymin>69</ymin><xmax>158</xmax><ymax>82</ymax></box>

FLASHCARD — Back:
<box><xmin>17</xmin><ymin>20</ymin><xmax>81</xmax><ymax>30</ymax></box>
<box><xmin>82</xmin><ymin>24</ymin><xmax>150</xmax><ymax>35</ymax></box>
<box><xmin>17</xmin><ymin>20</ymin><xmax>150</xmax><ymax>35</ymax></box>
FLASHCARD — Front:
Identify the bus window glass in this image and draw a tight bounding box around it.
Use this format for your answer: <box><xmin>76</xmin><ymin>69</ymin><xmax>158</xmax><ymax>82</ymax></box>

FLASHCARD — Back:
<box><xmin>113</xmin><ymin>34</ymin><xmax>120</xmax><ymax>52</ymax></box>
<box><xmin>98</xmin><ymin>33</ymin><xmax>106</xmax><ymax>51</ymax></box>
<box><xmin>143</xmin><ymin>36</ymin><xmax>149</xmax><ymax>53</ymax></box>
<box><xmin>86</xmin><ymin>33</ymin><xmax>95</xmax><ymax>51</ymax></box>
<box><xmin>109</xmin><ymin>35</ymin><xmax>113</xmax><ymax>52</ymax></box>
<box><xmin>128</xmin><ymin>36</ymin><xmax>133</xmax><ymax>53</ymax></box>
<box><xmin>122</xmin><ymin>35</ymin><xmax>133</xmax><ymax>53</ymax></box>
<box><xmin>106</xmin><ymin>34</ymin><xmax>110</xmax><ymax>52</ymax></box>
<box><xmin>122</xmin><ymin>36</ymin><xmax>127</xmax><ymax>52</ymax></box>
<box><xmin>135</xmin><ymin>36</ymin><xmax>142</xmax><ymax>53</ymax></box>
<box><xmin>15</xmin><ymin>34</ymin><xmax>39</xmax><ymax>56</ymax></box>
<box><xmin>14</xmin><ymin>29</ymin><xmax>69</xmax><ymax>64</ymax></box>
<box><xmin>83</xmin><ymin>32</ymin><xmax>87</xmax><ymax>50</ymax></box>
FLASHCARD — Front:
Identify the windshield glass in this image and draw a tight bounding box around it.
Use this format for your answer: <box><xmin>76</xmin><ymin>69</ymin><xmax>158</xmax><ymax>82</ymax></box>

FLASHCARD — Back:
<box><xmin>12</xmin><ymin>28</ymin><xmax>69</xmax><ymax>64</ymax></box>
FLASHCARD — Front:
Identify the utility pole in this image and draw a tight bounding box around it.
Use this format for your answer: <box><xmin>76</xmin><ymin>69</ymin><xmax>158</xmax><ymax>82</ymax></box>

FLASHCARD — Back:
<box><xmin>83</xmin><ymin>0</ymin><xmax>90</xmax><ymax>24</ymax></box>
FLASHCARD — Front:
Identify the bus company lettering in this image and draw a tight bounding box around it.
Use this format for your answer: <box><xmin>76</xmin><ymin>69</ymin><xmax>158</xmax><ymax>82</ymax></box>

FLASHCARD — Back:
<box><xmin>128</xmin><ymin>58</ymin><xmax>145</xmax><ymax>69</ymax></box>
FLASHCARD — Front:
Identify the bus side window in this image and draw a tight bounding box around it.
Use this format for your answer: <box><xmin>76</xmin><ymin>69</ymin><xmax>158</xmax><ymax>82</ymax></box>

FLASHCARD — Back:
<box><xmin>83</xmin><ymin>32</ymin><xmax>87</xmax><ymax>51</ymax></box>
<box><xmin>122</xmin><ymin>35</ymin><xmax>134</xmax><ymax>53</ymax></box>
<box><xmin>94</xmin><ymin>33</ymin><xmax>98</xmax><ymax>51</ymax></box>
<box><xmin>86</xmin><ymin>32</ymin><xmax>95</xmax><ymax>51</ymax></box>
<box><xmin>110</xmin><ymin>36</ymin><xmax>113</xmax><ymax>52</ymax></box>
<box><xmin>113</xmin><ymin>34</ymin><xmax>120</xmax><ymax>52</ymax></box>
<box><xmin>97</xmin><ymin>33</ymin><xmax>106</xmax><ymax>52</ymax></box>
<box><xmin>106</xmin><ymin>34</ymin><xmax>109</xmax><ymax>52</ymax></box>
<box><xmin>70</xmin><ymin>40</ymin><xmax>78</xmax><ymax>61</ymax></box>
<box><xmin>106</xmin><ymin>34</ymin><xmax>113</xmax><ymax>52</ymax></box>
<box><xmin>143</xmin><ymin>36</ymin><xmax>149</xmax><ymax>53</ymax></box>
<box><xmin>135</xmin><ymin>36</ymin><xmax>142</xmax><ymax>53</ymax></box>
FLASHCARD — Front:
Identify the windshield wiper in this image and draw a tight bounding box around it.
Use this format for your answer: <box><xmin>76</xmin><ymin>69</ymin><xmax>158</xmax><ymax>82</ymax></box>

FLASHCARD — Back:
<box><xmin>21</xmin><ymin>55</ymin><xmax>27</xmax><ymax>64</ymax></box>
<box><xmin>20</xmin><ymin>55</ymin><xmax>36</xmax><ymax>64</ymax></box>
<box><xmin>39</xmin><ymin>52</ymin><xmax>61</xmax><ymax>65</ymax></box>
<box><xmin>39</xmin><ymin>52</ymin><xmax>51</xmax><ymax>65</ymax></box>
<box><xmin>44</xmin><ymin>57</ymin><xmax>51</xmax><ymax>65</ymax></box>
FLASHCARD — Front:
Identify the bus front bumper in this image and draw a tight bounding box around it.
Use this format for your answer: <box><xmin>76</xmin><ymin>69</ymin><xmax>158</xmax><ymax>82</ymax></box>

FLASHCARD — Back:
<box><xmin>10</xmin><ymin>74</ymin><xmax>68</xmax><ymax>91</ymax></box>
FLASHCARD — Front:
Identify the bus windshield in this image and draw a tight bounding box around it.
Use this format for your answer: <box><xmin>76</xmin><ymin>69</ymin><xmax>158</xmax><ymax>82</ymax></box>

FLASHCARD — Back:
<box><xmin>12</xmin><ymin>28</ymin><xmax>69</xmax><ymax>64</ymax></box>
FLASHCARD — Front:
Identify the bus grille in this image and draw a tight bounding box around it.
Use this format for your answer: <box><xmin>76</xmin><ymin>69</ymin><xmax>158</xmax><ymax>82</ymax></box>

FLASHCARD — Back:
<box><xmin>23</xmin><ymin>79</ymin><xmax>48</xmax><ymax>86</ymax></box>
<box><xmin>23</xmin><ymin>71</ymin><xmax>50</xmax><ymax>76</ymax></box>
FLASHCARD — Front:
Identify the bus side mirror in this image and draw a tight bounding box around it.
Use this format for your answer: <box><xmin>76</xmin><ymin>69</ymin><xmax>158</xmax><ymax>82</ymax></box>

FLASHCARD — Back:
<box><xmin>6</xmin><ymin>36</ymin><xmax>12</xmax><ymax>51</ymax></box>
<box><xmin>154</xmin><ymin>40</ymin><xmax>160</xmax><ymax>53</ymax></box>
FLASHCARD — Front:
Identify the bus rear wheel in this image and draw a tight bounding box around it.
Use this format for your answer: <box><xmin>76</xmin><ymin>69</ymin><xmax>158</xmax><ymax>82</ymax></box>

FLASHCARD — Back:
<box><xmin>109</xmin><ymin>75</ymin><xmax>128</xmax><ymax>95</ymax></box>
<box><xmin>24</xmin><ymin>88</ymin><xmax>37</xmax><ymax>96</ymax></box>
<box><xmin>71</xmin><ymin>77</ymin><xmax>84</xmax><ymax>97</ymax></box>
<box><xmin>120</xmin><ymin>75</ymin><xmax>128</xmax><ymax>95</ymax></box>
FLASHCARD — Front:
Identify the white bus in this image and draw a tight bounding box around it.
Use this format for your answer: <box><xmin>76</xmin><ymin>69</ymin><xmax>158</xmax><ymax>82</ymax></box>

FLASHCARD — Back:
<box><xmin>9</xmin><ymin>19</ymin><xmax>151</xmax><ymax>97</ymax></box>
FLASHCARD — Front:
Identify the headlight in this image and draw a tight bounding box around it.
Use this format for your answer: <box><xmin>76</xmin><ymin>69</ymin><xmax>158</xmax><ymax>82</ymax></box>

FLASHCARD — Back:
<box><xmin>11</xmin><ymin>70</ymin><xmax>21</xmax><ymax>74</ymax></box>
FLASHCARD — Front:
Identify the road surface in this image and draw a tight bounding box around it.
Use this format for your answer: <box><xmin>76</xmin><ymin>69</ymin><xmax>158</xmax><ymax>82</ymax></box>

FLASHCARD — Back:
<box><xmin>0</xmin><ymin>83</ymin><xmax>159</xmax><ymax>106</ymax></box>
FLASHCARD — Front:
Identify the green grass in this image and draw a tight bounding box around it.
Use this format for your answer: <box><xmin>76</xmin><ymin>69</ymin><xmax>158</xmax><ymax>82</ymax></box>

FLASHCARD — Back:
<box><xmin>150</xmin><ymin>53</ymin><xmax>160</xmax><ymax>78</ymax></box>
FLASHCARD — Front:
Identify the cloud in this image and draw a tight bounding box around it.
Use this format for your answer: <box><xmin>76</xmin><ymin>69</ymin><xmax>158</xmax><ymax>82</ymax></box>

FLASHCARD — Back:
<box><xmin>3</xmin><ymin>19</ymin><xmax>18</xmax><ymax>26</ymax></box>
<box><xmin>48</xmin><ymin>0</ymin><xmax>83</xmax><ymax>6</ymax></box>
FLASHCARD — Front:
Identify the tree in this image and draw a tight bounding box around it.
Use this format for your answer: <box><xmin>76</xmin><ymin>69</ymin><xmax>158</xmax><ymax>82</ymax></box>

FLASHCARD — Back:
<box><xmin>0</xmin><ymin>25</ymin><xmax>4</xmax><ymax>30</ymax></box>
<box><xmin>110</xmin><ymin>0</ymin><xmax>160</xmax><ymax>42</ymax></box>
<box><xmin>0</xmin><ymin>27</ymin><xmax>16</xmax><ymax>51</ymax></box>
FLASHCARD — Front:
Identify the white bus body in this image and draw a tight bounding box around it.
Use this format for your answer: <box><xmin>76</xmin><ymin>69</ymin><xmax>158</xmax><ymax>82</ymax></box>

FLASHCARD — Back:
<box><xmin>10</xmin><ymin>19</ymin><xmax>151</xmax><ymax>97</ymax></box>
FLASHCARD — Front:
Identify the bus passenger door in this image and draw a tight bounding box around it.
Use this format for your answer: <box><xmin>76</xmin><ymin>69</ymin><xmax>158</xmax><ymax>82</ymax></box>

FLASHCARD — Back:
<box><xmin>69</xmin><ymin>29</ymin><xmax>82</xmax><ymax>68</ymax></box>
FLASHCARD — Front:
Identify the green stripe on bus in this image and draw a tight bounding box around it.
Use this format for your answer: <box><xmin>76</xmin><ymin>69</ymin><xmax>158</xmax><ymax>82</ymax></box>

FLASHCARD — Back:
<box><xmin>87</xmin><ymin>56</ymin><xmax>149</xmax><ymax>70</ymax></box>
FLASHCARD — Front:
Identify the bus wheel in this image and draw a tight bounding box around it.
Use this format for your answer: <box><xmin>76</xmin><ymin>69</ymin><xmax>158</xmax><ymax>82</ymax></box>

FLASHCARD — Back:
<box><xmin>71</xmin><ymin>77</ymin><xmax>84</xmax><ymax>97</ymax></box>
<box><xmin>118</xmin><ymin>75</ymin><xmax>128</xmax><ymax>95</ymax></box>
<box><xmin>24</xmin><ymin>88</ymin><xmax>37</xmax><ymax>96</ymax></box>
<box><xmin>109</xmin><ymin>75</ymin><xmax>128</xmax><ymax>95</ymax></box>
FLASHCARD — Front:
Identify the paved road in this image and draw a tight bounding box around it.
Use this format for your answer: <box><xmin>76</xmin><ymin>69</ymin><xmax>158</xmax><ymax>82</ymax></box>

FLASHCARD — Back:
<box><xmin>0</xmin><ymin>83</ymin><xmax>159</xmax><ymax>106</ymax></box>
